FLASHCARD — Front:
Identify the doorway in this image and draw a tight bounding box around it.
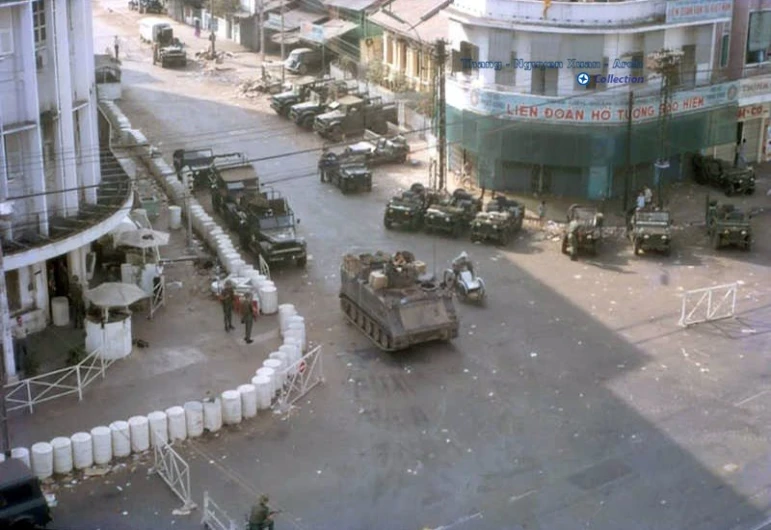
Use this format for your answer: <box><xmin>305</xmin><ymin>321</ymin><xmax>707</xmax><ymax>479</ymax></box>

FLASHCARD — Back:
<box><xmin>47</xmin><ymin>256</ymin><xmax>70</xmax><ymax>314</ymax></box>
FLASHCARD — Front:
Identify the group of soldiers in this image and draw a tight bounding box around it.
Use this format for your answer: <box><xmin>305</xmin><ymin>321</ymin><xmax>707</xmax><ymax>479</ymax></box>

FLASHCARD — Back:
<box><xmin>218</xmin><ymin>280</ymin><xmax>259</xmax><ymax>344</ymax></box>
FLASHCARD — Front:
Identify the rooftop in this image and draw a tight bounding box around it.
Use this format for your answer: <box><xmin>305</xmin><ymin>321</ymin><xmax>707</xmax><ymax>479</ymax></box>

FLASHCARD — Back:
<box><xmin>370</xmin><ymin>0</ymin><xmax>451</xmax><ymax>43</ymax></box>
<box><xmin>322</xmin><ymin>0</ymin><xmax>386</xmax><ymax>12</ymax></box>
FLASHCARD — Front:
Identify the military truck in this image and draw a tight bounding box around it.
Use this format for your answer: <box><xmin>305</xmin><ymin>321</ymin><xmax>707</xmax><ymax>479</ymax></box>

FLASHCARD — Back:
<box><xmin>424</xmin><ymin>189</ymin><xmax>482</xmax><ymax>237</ymax></box>
<box><xmin>343</xmin><ymin>130</ymin><xmax>409</xmax><ymax>166</ymax></box>
<box><xmin>339</xmin><ymin>250</ymin><xmax>459</xmax><ymax>351</ymax></box>
<box><xmin>209</xmin><ymin>159</ymin><xmax>260</xmax><ymax>231</ymax></box>
<box><xmin>238</xmin><ymin>189</ymin><xmax>307</xmax><ymax>267</ymax></box>
<box><xmin>0</xmin><ymin>459</ymin><xmax>52</xmax><ymax>529</ymax></box>
<box><xmin>152</xmin><ymin>26</ymin><xmax>186</xmax><ymax>68</ymax></box>
<box><xmin>706</xmin><ymin>196</ymin><xmax>752</xmax><ymax>250</ymax></box>
<box><xmin>561</xmin><ymin>204</ymin><xmax>603</xmax><ymax>260</ymax></box>
<box><xmin>288</xmin><ymin>81</ymin><xmax>360</xmax><ymax>129</ymax></box>
<box><xmin>383</xmin><ymin>183</ymin><xmax>431</xmax><ymax>231</ymax></box>
<box><xmin>627</xmin><ymin>209</ymin><xmax>672</xmax><ymax>256</ymax></box>
<box><xmin>322</xmin><ymin>158</ymin><xmax>373</xmax><ymax>194</ymax></box>
<box><xmin>130</xmin><ymin>0</ymin><xmax>165</xmax><ymax>13</ymax></box>
<box><xmin>469</xmin><ymin>198</ymin><xmax>524</xmax><ymax>245</ymax></box>
<box><xmin>174</xmin><ymin>149</ymin><xmax>244</xmax><ymax>191</ymax></box>
<box><xmin>692</xmin><ymin>153</ymin><xmax>755</xmax><ymax>196</ymax></box>
<box><xmin>270</xmin><ymin>76</ymin><xmax>331</xmax><ymax>117</ymax></box>
<box><xmin>314</xmin><ymin>95</ymin><xmax>397</xmax><ymax>142</ymax></box>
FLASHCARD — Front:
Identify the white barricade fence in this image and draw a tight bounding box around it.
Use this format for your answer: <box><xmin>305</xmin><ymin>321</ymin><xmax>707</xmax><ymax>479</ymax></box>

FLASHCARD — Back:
<box><xmin>201</xmin><ymin>491</ymin><xmax>240</xmax><ymax>530</ymax></box>
<box><xmin>258</xmin><ymin>254</ymin><xmax>271</xmax><ymax>280</ymax></box>
<box><xmin>153</xmin><ymin>429</ymin><xmax>197</xmax><ymax>513</ymax></box>
<box><xmin>275</xmin><ymin>345</ymin><xmax>324</xmax><ymax>413</ymax></box>
<box><xmin>149</xmin><ymin>275</ymin><xmax>166</xmax><ymax>320</ymax></box>
<box><xmin>679</xmin><ymin>282</ymin><xmax>738</xmax><ymax>327</ymax></box>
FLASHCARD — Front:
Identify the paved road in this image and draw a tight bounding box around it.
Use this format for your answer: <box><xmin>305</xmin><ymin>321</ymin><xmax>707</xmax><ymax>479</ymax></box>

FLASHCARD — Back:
<box><xmin>51</xmin><ymin>4</ymin><xmax>771</xmax><ymax>530</ymax></box>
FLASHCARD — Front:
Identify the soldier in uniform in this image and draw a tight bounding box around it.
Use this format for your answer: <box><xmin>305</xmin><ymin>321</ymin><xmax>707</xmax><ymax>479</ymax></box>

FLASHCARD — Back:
<box><xmin>69</xmin><ymin>275</ymin><xmax>85</xmax><ymax>329</ymax></box>
<box><xmin>220</xmin><ymin>280</ymin><xmax>235</xmax><ymax>332</ymax></box>
<box><xmin>319</xmin><ymin>148</ymin><xmax>337</xmax><ymax>183</ymax></box>
<box><xmin>248</xmin><ymin>495</ymin><xmax>277</xmax><ymax>530</ymax></box>
<box><xmin>242</xmin><ymin>291</ymin><xmax>257</xmax><ymax>344</ymax></box>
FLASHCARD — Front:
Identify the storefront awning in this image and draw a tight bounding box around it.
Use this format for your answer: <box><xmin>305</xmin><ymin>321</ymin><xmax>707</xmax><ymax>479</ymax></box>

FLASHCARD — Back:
<box><xmin>299</xmin><ymin>19</ymin><xmax>358</xmax><ymax>44</ymax></box>
<box><xmin>263</xmin><ymin>9</ymin><xmax>326</xmax><ymax>32</ymax></box>
<box><xmin>231</xmin><ymin>10</ymin><xmax>253</xmax><ymax>19</ymax></box>
<box><xmin>271</xmin><ymin>31</ymin><xmax>302</xmax><ymax>45</ymax></box>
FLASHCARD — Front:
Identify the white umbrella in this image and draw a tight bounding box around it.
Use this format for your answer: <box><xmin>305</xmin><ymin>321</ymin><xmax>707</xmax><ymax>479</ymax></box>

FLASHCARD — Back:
<box><xmin>115</xmin><ymin>228</ymin><xmax>170</xmax><ymax>249</ymax></box>
<box><xmin>85</xmin><ymin>282</ymin><xmax>150</xmax><ymax>308</ymax></box>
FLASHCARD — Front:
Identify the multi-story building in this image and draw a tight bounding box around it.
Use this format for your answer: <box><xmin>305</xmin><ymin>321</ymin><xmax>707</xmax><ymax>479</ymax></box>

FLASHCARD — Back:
<box><xmin>724</xmin><ymin>0</ymin><xmax>771</xmax><ymax>164</ymax></box>
<box><xmin>0</xmin><ymin>0</ymin><xmax>132</xmax><ymax>378</ymax></box>
<box><xmin>444</xmin><ymin>0</ymin><xmax>739</xmax><ymax>199</ymax></box>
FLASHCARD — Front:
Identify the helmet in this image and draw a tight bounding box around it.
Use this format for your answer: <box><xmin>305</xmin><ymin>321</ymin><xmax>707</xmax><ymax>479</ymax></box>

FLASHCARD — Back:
<box><xmin>260</xmin><ymin>495</ymin><xmax>269</xmax><ymax>503</ymax></box>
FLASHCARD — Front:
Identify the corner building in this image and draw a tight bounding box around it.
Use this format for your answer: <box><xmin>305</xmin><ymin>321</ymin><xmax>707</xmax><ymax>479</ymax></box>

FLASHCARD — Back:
<box><xmin>445</xmin><ymin>0</ymin><xmax>738</xmax><ymax>199</ymax></box>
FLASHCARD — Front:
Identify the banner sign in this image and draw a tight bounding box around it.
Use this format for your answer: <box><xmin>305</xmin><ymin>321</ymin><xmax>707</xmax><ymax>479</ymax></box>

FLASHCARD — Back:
<box><xmin>739</xmin><ymin>75</ymin><xmax>771</xmax><ymax>105</ymax></box>
<box><xmin>665</xmin><ymin>0</ymin><xmax>733</xmax><ymax>24</ymax></box>
<box><xmin>446</xmin><ymin>79</ymin><xmax>739</xmax><ymax>124</ymax></box>
<box><xmin>300</xmin><ymin>22</ymin><xmax>325</xmax><ymax>43</ymax></box>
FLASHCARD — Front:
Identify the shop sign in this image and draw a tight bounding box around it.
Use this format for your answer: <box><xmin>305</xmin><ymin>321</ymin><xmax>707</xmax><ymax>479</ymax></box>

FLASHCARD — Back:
<box><xmin>665</xmin><ymin>0</ymin><xmax>733</xmax><ymax>24</ymax></box>
<box><xmin>739</xmin><ymin>75</ymin><xmax>771</xmax><ymax>105</ymax></box>
<box><xmin>737</xmin><ymin>104</ymin><xmax>769</xmax><ymax>121</ymax></box>
<box><xmin>446</xmin><ymin>79</ymin><xmax>740</xmax><ymax>125</ymax></box>
<box><xmin>300</xmin><ymin>22</ymin><xmax>325</xmax><ymax>42</ymax></box>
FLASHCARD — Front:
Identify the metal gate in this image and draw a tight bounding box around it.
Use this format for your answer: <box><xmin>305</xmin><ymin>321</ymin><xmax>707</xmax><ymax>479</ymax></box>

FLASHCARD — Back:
<box><xmin>149</xmin><ymin>275</ymin><xmax>166</xmax><ymax>319</ymax></box>
<box><xmin>258</xmin><ymin>254</ymin><xmax>270</xmax><ymax>280</ymax></box>
<box><xmin>275</xmin><ymin>345</ymin><xmax>324</xmax><ymax>413</ymax></box>
<box><xmin>679</xmin><ymin>282</ymin><xmax>738</xmax><ymax>327</ymax></box>
<box><xmin>201</xmin><ymin>491</ymin><xmax>239</xmax><ymax>530</ymax></box>
<box><xmin>153</xmin><ymin>430</ymin><xmax>197</xmax><ymax>512</ymax></box>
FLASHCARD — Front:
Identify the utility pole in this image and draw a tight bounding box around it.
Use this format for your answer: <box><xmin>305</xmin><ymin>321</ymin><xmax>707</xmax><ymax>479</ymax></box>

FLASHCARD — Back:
<box><xmin>280</xmin><ymin>0</ymin><xmax>286</xmax><ymax>84</ymax></box>
<box><xmin>623</xmin><ymin>90</ymin><xmax>634</xmax><ymax>213</ymax></box>
<box><xmin>258</xmin><ymin>0</ymin><xmax>265</xmax><ymax>65</ymax></box>
<box><xmin>435</xmin><ymin>39</ymin><xmax>447</xmax><ymax>190</ymax></box>
<box><xmin>209</xmin><ymin>0</ymin><xmax>216</xmax><ymax>56</ymax></box>
<box><xmin>0</xmin><ymin>201</ymin><xmax>15</xmax><ymax>458</ymax></box>
<box><xmin>648</xmin><ymin>49</ymin><xmax>682</xmax><ymax>208</ymax></box>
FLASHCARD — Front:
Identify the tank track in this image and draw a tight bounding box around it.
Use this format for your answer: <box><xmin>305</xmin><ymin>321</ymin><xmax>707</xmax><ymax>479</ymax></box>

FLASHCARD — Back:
<box><xmin>340</xmin><ymin>295</ymin><xmax>396</xmax><ymax>351</ymax></box>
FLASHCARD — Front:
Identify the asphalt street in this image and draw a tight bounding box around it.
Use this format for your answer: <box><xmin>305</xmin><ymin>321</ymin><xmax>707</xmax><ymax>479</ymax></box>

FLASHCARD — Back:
<box><xmin>54</xmin><ymin>4</ymin><xmax>771</xmax><ymax>530</ymax></box>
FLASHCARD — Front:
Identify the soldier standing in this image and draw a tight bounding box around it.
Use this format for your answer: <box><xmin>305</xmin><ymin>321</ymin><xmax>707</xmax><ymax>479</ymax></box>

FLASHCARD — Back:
<box><xmin>242</xmin><ymin>291</ymin><xmax>257</xmax><ymax>344</ymax></box>
<box><xmin>69</xmin><ymin>275</ymin><xmax>85</xmax><ymax>329</ymax></box>
<box><xmin>220</xmin><ymin>280</ymin><xmax>235</xmax><ymax>332</ymax></box>
<box><xmin>12</xmin><ymin>316</ymin><xmax>28</xmax><ymax>377</ymax></box>
<box><xmin>113</xmin><ymin>36</ymin><xmax>120</xmax><ymax>62</ymax></box>
<box><xmin>248</xmin><ymin>495</ymin><xmax>277</xmax><ymax>530</ymax></box>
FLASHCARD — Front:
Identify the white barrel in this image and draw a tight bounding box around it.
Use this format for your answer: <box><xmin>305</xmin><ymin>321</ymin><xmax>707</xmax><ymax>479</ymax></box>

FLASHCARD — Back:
<box><xmin>30</xmin><ymin>442</ymin><xmax>53</xmax><ymax>479</ymax></box>
<box><xmin>110</xmin><ymin>421</ymin><xmax>131</xmax><ymax>458</ymax></box>
<box><xmin>251</xmin><ymin>375</ymin><xmax>272</xmax><ymax>410</ymax></box>
<box><xmin>11</xmin><ymin>447</ymin><xmax>30</xmax><ymax>468</ymax></box>
<box><xmin>269</xmin><ymin>351</ymin><xmax>289</xmax><ymax>374</ymax></box>
<box><xmin>238</xmin><ymin>384</ymin><xmax>258</xmax><ymax>418</ymax></box>
<box><xmin>208</xmin><ymin>227</ymin><xmax>224</xmax><ymax>246</ymax></box>
<box><xmin>224</xmin><ymin>252</ymin><xmax>240</xmax><ymax>271</ymax></box>
<box><xmin>120</xmin><ymin>263</ymin><xmax>135</xmax><ymax>284</ymax></box>
<box><xmin>217</xmin><ymin>246</ymin><xmax>235</xmax><ymax>263</ymax></box>
<box><xmin>263</xmin><ymin>359</ymin><xmax>285</xmax><ymax>389</ymax></box>
<box><xmin>166</xmin><ymin>406</ymin><xmax>187</xmax><ymax>441</ymax></box>
<box><xmin>51</xmin><ymin>297</ymin><xmax>70</xmax><ymax>327</ymax></box>
<box><xmin>147</xmin><ymin>411</ymin><xmax>168</xmax><ymax>447</ymax></box>
<box><xmin>51</xmin><ymin>437</ymin><xmax>73</xmax><ymax>474</ymax></box>
<box><xmin>255</xmin><ymin>367</ymin><xmax>276</xmax><ymax>395</ymax></box>
<box><xmin>91</xmin><ymin>426</ymin><xmax>112</xmax><ymax>465</ymax></box>
<box><xmin>285</xmin><ymin>327</ymin><xmax>305</xmax><ymax>354</ymax></box>
<box><xmin>279</xmin><ymin>304</ymin><xmax>297</xmax><ymax>336</ymax></box>
<box><xmin>279</xmin><ymin>344</ymin><xmax>299</xmax><ymax>375</ymax></box>
<box><xmin>259</xmin><ymin>285</ymin><xmax>278</xmax><ymax>314</ymax></box>
<box><xmin>203</xmin><ymin>398</ymin><xmax>223</xmax><ymax>432</ymax></box>
<box><xmin>240</xmin><ymin>265</ymin><xmax>256</xmax><ymax>279</ymax></box>
<box><xmin>184</xmin><ymin>401</ymin><xmax>204</xmax><ymax>438</ymax></box>
<box><xmin>221</xmin><ymin>390</ymin><xmax>242</xmax><ymax>425</ymax></box>
<box><xmin>169</xmin><ymin>206</ymin><xmax>182</xmax><ymax>230</ymax></box>
<box><xmin>288</xmin><ymin>322</ymin><xmax>306</xmax><ymax>352</ymax></box>
<box><xmin>0</xmin><ymin>453</ymin><xmax>5</xmax><ymax>463</ymax></box>
<box><xmin>128</xmin><ymin>416</ymin><xmax>150</xmax><ymax>453</ymax></box>
<box><xmin>71</xmin><ymin>432</ymin><xmax>94</xmax><ymax>469</ymax></box>
<box><xmin>249</xmin><ymin>272</ymin><xmax>266</xmax><ymax>288</ymax></box>
<box><xmin>230</xmin><ymin>258</ymin><xmax>246</xmax><ymax>276</ymax></box>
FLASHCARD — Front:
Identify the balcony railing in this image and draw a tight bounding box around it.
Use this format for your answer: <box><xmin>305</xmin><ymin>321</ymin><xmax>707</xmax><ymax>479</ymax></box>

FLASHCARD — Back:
<box><xmin>450</xmin><ymin>0</ymin><xmax>668</xmax><ymax>28</ymax></box>
<box><xmin>2</xmin><ymin>150</ymin><xmax>133</xmax><ymax>256</ymax></box>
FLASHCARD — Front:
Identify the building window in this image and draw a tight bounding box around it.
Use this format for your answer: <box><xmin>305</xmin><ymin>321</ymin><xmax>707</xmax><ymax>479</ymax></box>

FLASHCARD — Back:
<box><xmin>630</xmin><ymin>52</ymin><xmax>644</xmax><ymax>79</ymax></box>
<box><xmin>5</xmin><ymin>271</ymin><xmax>21</xmax><ymax>313</ymax></box>
<box><xmin>33</xmin><ymin>0</ymin><xmax>46</xmax><ymax>49</ymax></box>
<box><xmin>0</xmin><ymin>14</ymin><xmax>13</xmax><ymax>56</ymax></box>
<box><xmin>746</xmin><ymin>11</ymin><xmax>771</xmax><ymax>65</ymax></box>
<box><xmin>459</xmin><ymin>41</ymin><xmax>478</xmax><ymax>77</ymax></box>
<box><xmin>3</xmin><ymin>134</ymin><xmax>24</xmax><ymax>182</ymax></box>
<box><xmin>720</xmin><ymin>34</ymin><xmax>730</xmax><ymax>68</ymax></box>
<box><xmin>496</xmin><ymin>51</ymin><xmax>516</xmax><ymax>87</ymax></box>
<box><xmin>386</xmin><ymin>34</ymin><xmax>393</xmax><ymax>64</ymax></box>
<box><xmin>531</xmin><ymin>68</ymin><xmax>558</xmax><ymax>96</ymax></box>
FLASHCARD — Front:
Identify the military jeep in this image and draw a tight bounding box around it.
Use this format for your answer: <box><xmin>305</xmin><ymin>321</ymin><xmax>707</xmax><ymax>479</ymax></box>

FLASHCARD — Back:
<box><xmin>561</xmin><ymin>204</ymin><xmax>603</xmax><ymax>260</ymax></box>
<box><xmin>325</xmin><ymin>161</ymin><xmax>372</xmax><ymax>193</ymax></box>
<box><xmin>383</xmin><ymin>183</ymin><xmax>430</xmax><ymax>230</ymax></box>
<box><xmin>627</xmin><ymin>209</ymin><xmax>672</xmax><ymax>256</ymax></box>
<box><xmin>469</xmin><ymin>197</ymin><xmax>524</xmax><ymax>245</ymax></box>
<box><xmin>706</xmin><ymin>196</ymin><xmax>752</xmax><ymax>251</ymax></box>
<box><xmin>692</xmin><ymin>154</ymin><xmax>756</xmax><ymax>196</ymax></box>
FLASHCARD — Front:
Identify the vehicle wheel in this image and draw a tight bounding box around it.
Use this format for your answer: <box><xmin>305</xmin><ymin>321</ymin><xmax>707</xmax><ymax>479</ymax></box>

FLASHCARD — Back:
<box><xmin>330</xmin><ymin>126</ymin><xmax>343</xmax><ymax>143</ymax></box>
<box><xmin>399</xmin><ymin>154</ymin><xmax>408</xmax><ymax>164</ymax></box>
<box><xmin>711</xmin><ymin>233</ymin><xmax>721</xmax><ymax>249</ymax></box>
<box><xmin>451</xmin><ymin>224</ymin><xmax>461</xmax><ymax>238</ymax></box>
<box><xmin>298</xmin><ymin>64</ymin><xmax>308</xmax><ymax>75</ymax></box>
<box><xmin>384</xmin><ymin>218</ymin><xmax>392</xmax><ymax>229</ymax></box>
<box><xmin>634</xmin><ymin>241</ymin><xmax>641</xmax><ymax>255</ymax></box>
<box><xmin>301</xmin><ymin>115</ymin><xmax>314</xmax><ymax>129</ymax></box>
<box><xmin>570</xmin><ymin>248</ymin><xmax>578</xmax><ymax>261</ymax></box>
<box><xmin>500</xmin><ymin>232</ymin><xmax>510</xmax><ymax>246</ymax></box>
<box><xmin>365</xmin><ymin>184</ymin><xmax>372</xmax><ymax>192</ymax></box>
<box><xmin>744</xmin><ymin>239</ymin><xmax>752</xmax><ymax>251</ymax></box>
<box><xmin>561</xmin><ymin>236</ymin><xmax>568</xmax><ymax>254</ymax></box>
<box><xmin>663</xmin><ymin>246</ymin><xmax>671</xmax><ymax>257</ymax></box>
<box><xmin>297</xmin><ymin>256</ymin><xmax>307</xmax><ymax>267</ymax></box>
<box><xmin>746</xmin><ymin>188</ymin><xmax>755</xmax><ymax>195</ymax></box>
<box><xmin>724</xmin><ymin>186</ymin><xmax>733</xmax><ymax>197</ymax></box>
<box><xmin>590</xmin><ymin>241</ymin><xmax>598</xmax><ymax>256</ymax></box>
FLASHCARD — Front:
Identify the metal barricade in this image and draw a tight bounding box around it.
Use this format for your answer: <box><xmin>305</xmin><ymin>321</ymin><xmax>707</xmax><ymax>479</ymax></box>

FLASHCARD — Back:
<box><xmin>153</xmin><ymin>430</ymin><xmax>197</xmax><ymax>513</ymax></box>
<box><xmin>202</xmin><ymin>491</ymin><xmax>239</xmax><ymax>530</ymax></box>
<box><xmin>149</xmin><ymin>275</ymin><xmax>166</xmax><ymax>319</ymax></box>
<box><xmin>679</xmin><ymin>282</ymin><xmax>738</xmax><ymax>327</ymax></box>
<box><xmin>275</xmin><ymin>345</ymin><xmax>324</xmax><ymax>413</ymax></box>
<box><xmin>258</xmin><ymin>254</ymin><xmax>270</xmax><ymax>280</ymax></box>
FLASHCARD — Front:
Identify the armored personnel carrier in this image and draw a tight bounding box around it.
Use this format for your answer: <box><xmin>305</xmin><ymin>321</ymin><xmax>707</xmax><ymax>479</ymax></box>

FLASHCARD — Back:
<box><xmin>383</xmin><ymin>183</ymin><xmax>430</xmax><ymax>230</ymax></box>
<box><xmin>706</xmin><ymin>196</ymin><xmax>752</xmax><ymax>251</ymax></box>
<box><xmin>627</xmin><ymin>209</ymin><xmax>672</xmax><ymax>256</ymax></box>
<box><xmin>339</xmin><ymin>251</ymin><xmax>459</xmax><ymax>351</ymax></box>
<box><xmin>692</xmin><ymin>153</ymin><xmax>755</xmax><ymax>196</ymax></box>
<box><xmin>561</xmin><ymin>204</ymin><xmax>603</xmax><ymax>260</ymax></box>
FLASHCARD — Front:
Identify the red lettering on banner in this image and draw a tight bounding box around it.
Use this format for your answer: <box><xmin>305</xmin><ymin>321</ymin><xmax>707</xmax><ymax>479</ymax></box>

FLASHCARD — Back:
<box><xmin>507</xmin><ymin>104</ymin><xmax>538</xmax><ymax>118</ymax></box>
<box><xmin>590</xmin><ymin>109</ymin><xmax>611</xmax><ymax>121</ymax></box>
<box><xmin>544</xmin><ymin>108</ymin><xmax>585</xmax><ymax>121</ymax></box>
<box><xmin>682</xmin><ymin>96</ymin><xmax>704</xmax><ymax>110</ymax></box>
<box><xmin>738</xmin><ymin>105</ymin><xmax>766</xmax><ymax>119</ymax></box>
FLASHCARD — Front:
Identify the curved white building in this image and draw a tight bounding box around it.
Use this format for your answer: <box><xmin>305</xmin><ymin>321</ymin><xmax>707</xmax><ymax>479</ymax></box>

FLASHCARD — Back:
<box><xmin>1</xmin><ymin>0</ymin><xmax>132</xmax><ymax>378</ymax></box>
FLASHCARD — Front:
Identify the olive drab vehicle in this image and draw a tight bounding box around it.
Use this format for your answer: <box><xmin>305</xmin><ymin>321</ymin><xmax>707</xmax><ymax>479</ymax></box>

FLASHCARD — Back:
<box><xmin>0</xmin><ymin>459</ymin><xmax>52</xmax><ymax>529</ymax></box>
<box><xmin>151</xmin><ymin>26</ymin><xmax>186</xmax><ymax>68</ymax></box>
<box><xmin>561</xmin><ymin>204</ymin><xmax>603</xmax><ymax>261</ymax></box>
<box><xmin>313</xmin><ymin>95</ymin><xmax>397</xmax><ymax>142</ymax></box>
<box><xmin>289</xmin><ymin>81</ymin><xmax>361</xmax><ymax>129</ymax></box>
<box><xmin>692</xmin><ymin>153</ymin><xmax>756</xmax><ymax>196</ymax></box>
<box><xmin>343</xmin><ymin>130</ymin><xmax>409</xmax><ymax>166</ymax></box>
<box><xmin>238</xmin><ymin>189</ymin><xmax>307</xmax><ymax>267</ymax></box>
<box><xmin>174</xmin><ymin>148</ymin><xmax>213</xmax><ymax>190</ymax></box>
<box><xmin>339</xmin><ymin>251</ymin><xmax>459</xmax><ymax>351</ymax></box>
<box><xmin>627</xmin><ymin>208</ymin><xmax>673</xmax><ymax>256</ymax></box>
<box><xmin>469</xmin><ymin>197</ymin><xmax>524</xmax><ymax>245</ymax></box>
<box><xmin>705</xmin><ymin>195</ymin><xmax>752</xmax><ymax>251</ymax></box>
<box><xmin>383</xmin><ymin>183</ymin><xmax>433</xmax><ymax>230</ymax></box>
<box><xmin>424</xmin><ymin>189</ymin><xmax>482</xmax><ymax>238</ymax></box>
<box><xmin>209</xmin><ymin>158</ymin><xmax>261</xmax><ymax>231</ymax></box>
<box><xmin>322</xmin><ymin>158</ymin><xmax>373</xmax><ymax>194</ymax></box>
<box><xmin>270</xmin><ymin>76</ymin><xmax>334</xmax><ymax>117</ymax></box>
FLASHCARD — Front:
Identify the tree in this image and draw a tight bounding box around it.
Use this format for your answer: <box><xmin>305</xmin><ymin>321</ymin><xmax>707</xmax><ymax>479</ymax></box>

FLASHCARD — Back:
<box><xmin>210</xmin><ymin>0</ymin><xmax>240</xmax><ymax>18</ymax></box>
